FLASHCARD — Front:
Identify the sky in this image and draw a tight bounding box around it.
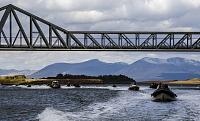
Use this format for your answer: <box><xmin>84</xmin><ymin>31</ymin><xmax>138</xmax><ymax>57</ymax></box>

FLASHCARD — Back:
<box><xmin>0</xmin><ymin>0</ymin><xmax>200</xmax><ymax>70</ymax></box>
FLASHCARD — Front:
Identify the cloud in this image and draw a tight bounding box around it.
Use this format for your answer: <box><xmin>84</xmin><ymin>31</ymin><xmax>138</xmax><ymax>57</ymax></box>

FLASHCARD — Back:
<box><xmin>0</xmin><ymin>51</ymin><xmax>199</xmax><ymax>70</ymax></box>
<box><xmin>1</xmin><ymin>0</ymin><xmax>200</xmax><ymax>31</ymax></box>
<box><xmin>0</xmin><ymin>0</ymin><xmax>199</xmax><ymax>70</ymax></box>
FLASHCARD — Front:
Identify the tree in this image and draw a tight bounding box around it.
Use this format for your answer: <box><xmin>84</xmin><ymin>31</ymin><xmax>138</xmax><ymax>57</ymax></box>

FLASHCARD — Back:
<box><xmin>56</xmin><ymin>73</ymin><xmax>63</xmax><ymax>78</ymax></box>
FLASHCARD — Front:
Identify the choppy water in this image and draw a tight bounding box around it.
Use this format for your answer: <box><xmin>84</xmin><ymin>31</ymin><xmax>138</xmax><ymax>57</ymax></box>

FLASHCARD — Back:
<box><xmin>0</xmin><ymin>85</ymin><xmax>200</xmax><ymax>121</ymax></box>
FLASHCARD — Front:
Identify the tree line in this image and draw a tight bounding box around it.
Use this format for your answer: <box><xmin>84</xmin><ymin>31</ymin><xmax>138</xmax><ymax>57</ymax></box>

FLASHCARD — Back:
<box><xmin>45</xmin><ymin>74</ymin><xmax>136</xmax><ymax>84</ymax></box>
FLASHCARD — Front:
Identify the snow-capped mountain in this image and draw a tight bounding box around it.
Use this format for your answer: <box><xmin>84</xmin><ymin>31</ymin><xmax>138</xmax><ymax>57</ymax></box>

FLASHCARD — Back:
<box><xmin>116</xmin><ymin>57</ymin><xmax>200</xmax><ymax>81</ymax></box>
<box><xmin>30</xmin><ymin>57</ymin><xmax>200</xmax><ymax>81</ymax></box>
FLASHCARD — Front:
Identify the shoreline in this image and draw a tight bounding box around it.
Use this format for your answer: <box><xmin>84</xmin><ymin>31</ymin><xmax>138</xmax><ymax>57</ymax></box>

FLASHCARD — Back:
<box><xmin>0</xmin><ymin>78</ymin><xmax>133</xmax><ymax>85</ymax></box>
<box><xmin>138</xmin><ymin>78</ymin><xmax>200</xmax><ymax>87</ymax></box>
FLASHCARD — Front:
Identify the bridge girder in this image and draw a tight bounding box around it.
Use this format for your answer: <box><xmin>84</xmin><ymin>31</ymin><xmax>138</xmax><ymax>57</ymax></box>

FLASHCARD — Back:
<box><xmin>0</xmin><ymin>4</ymin><xmax>199</xmax><ymax>51</ymax></box>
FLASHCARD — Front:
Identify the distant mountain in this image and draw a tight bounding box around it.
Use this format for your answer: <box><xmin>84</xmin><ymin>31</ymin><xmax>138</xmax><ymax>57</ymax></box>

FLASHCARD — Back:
<box><xmin>31</xmin><ymin>59</ymin><xmax>129</xmax><ymax>78</ymax></box>
<box><xmin>116</xmin><ymin>57</ymin><xmax>200</xmax><ymax>81</ymax></box>
<box><xmin>0</xmin><ymin>69</ymin><xmax>36</xmax><ymax>76</ymax></box>
<box><xmin>31</xmin><ymin>57</ymin><xmax>200</xmax><ymax>81</ymax></box>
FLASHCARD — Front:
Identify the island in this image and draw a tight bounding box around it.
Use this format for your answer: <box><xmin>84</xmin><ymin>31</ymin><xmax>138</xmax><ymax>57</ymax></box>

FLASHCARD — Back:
<box><xmin>0</xmin><ymin>74</ymin><xmax>135</xmax><ymax>85</ymax></box>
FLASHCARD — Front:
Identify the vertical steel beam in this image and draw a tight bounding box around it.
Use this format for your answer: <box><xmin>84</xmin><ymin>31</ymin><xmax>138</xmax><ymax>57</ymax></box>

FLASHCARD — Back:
<box><xmin>187</xmin><ymin>34</ymin><xmax>192</xmax><ymax>48</ymax></box>
<box><xmin>135</xmin><ymin>34</ymin><xmax>139</xmax><ymax>47</ymax></box>
<box><xmin>101</xmin><ymin>34</ymin><xmax>105</xmax><ymax>48</ymax></box>
<box><xmin>49</xmin><ymin>26</ymin><xmax>52</xmax><ymax>47</ymax></box>
<box><xmin>153</xmin><ymin>34</ymin><xmax>157</xmax><ymax>48</ymax></box>
<box><xmin>172</xmin><ymin>34</ymin><xmax>174</xmax><ymax>48</ymax></box>
<box><xmin>0</xmin><ymin>32</ymin><xmax>1</xmax><ymax>46</ymax></box>
<box><xmin>84</xmin><ymin>34</ymin><xmax>87</xmax><ymax>47</ymax></box>
<box><xmin>30</xmin><ymin>17</ymin><xmax>32</xmax><ymax>47</ymax></box>
<box><xmin>66</xmin><ymin>33</ymin><xmax>71</xmax><ymax>48</ymax></box>
<box><xmin>9</xmin><ymin>11</ymin><xmax>12</xmax><ymax>47</ymax></box>
<box><xmin>20</xmin><ymin>31</ymin><xmax>22</xmax><ymax>46</ymax></box>
<box><xmin>118</xmin><ymin>34</ymin><xmax>122</xmax><ymax>47</ymax></box>
<box><xmin>169</xmin><ymin>34</ymin><xmax>172</xmax><ymax>48</ymax></box>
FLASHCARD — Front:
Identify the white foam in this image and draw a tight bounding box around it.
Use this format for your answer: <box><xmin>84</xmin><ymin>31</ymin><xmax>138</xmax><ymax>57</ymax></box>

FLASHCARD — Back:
<box><xmin>62</xmin><ymin>85</ymin><xmax>149</xmax><ymax>91</ymax></box>
<box><xmin>37</xmin><ymin>91</ymin><xmax>149</xmax><ymax>121</ymax></box>
<box><xmin>18</xmin><ymin>85</ymin><xmax>51</xmax><ymax>89</ymax></box>
<box><xmin>15</xmin><ymin>85</ymin><xmax>149</xmax><ymax>91</ymax></box>
<box><xmin>61</xmin><ymin>85</ymin><xmax>129</xmax><ymax>91</ymax></box>
<box><xmin>37</xmin><ymin>107</ymin><xmax>79</xmax><ymax>121</ymax></box>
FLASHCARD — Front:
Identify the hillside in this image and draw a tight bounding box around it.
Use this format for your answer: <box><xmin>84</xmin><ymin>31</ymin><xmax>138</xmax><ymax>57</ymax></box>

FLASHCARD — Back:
<box><xmin>30</xmin><ymin>57</ymin><xmax>200</xmax><ymax>81</ymax></box>
<box><xmin>0</xmin><ymin>69</ymin><xmax>36</xmax><ymax>76</ymax></box>
<box><xmin>115</xmin><ymin>57</ymin><xmax>200</xmax><ymax>81</ymax></box>
<box><xmin>31</xmin><ymin>59</ymin><xmax>128</xmax><ymax>78</ymax></box>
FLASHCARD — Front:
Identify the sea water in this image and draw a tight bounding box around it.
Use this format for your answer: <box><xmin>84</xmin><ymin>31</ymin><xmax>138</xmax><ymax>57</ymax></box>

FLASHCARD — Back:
<box><xmin>0</xmin><ymin>85</ymin><xmax>200</xmax><ymax>121</ymax></box>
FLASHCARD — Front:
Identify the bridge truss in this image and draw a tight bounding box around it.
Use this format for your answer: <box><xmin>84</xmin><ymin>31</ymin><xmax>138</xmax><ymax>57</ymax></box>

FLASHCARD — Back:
<box><xmin>0</xmin><ymin>4</ymin><xmax>200</xmax><ymax>51</ymax></box>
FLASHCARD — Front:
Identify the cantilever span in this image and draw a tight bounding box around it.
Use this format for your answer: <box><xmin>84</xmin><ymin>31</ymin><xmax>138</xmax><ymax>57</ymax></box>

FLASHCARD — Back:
<box><xmin>0</xmin><ymin>4</ymin><xmax>200</xmax><ymax>51</ymax></box>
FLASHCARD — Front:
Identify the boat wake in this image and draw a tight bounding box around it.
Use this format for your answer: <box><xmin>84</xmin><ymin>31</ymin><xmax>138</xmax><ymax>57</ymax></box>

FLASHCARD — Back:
<box><xmin>17</xmin><ymin>85</ymin><xmax>51</xmax><ymax>89</ymax></box>
<box><xmin>17</xmin><ymin>85</ymin><xmax>130</xmax><ymax>91</ymax></box>
<box><xmin>37</xmin><ymin>91</ymin><xmax>150</xmax><ymax>121</ymax></box>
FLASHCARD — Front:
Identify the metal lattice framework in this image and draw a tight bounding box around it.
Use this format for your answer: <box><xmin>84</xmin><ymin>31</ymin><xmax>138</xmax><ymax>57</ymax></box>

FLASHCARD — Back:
<box><xmin>0</xmin><ymin>4</ymin><xmax>200</xmax><ymax>51</ymax></box>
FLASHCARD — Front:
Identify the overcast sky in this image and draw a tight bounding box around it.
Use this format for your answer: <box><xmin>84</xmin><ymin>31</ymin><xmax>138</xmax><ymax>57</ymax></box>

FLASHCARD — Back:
<box><xmin>0</xmin><ymin>0</ymin><xmax>200</xmax><ymax>70</ymax></box>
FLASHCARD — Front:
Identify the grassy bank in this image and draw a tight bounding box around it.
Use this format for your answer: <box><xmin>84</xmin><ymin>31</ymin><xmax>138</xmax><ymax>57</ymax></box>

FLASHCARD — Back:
<box><xmin>169</xmin><ymin>78</ymin><xmax>200</xmax><ymax>85</ymax></box>
<box><xmin>0</xmin><ymin>78</ymin><xmax>103</xmax><ymax>85</ymax></box>
<box><xmin>139</xmin><ymin>78</ymin><xmax>200</xmax><ymax>86</ymax></box>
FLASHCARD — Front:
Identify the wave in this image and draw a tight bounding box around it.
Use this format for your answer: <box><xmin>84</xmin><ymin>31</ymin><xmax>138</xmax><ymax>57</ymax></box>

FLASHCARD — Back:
<box><xmin>16</xmin><ymin>85</ymin><xmax>138</xmax><ymax>91</ymax></box>
<box><xmin>6</xmin><ymin>84</ymin><xmax>150</xmax><ymax>92</ymax></box>
<box><xmin>37</xmin><ymin>91</ymin><xmax>149</xmax><ymax>121</ymax></box>
<box><xmin>17</xmin><ymin>85</ymin><xmax>51</xmax><ymax>89</ymax></box>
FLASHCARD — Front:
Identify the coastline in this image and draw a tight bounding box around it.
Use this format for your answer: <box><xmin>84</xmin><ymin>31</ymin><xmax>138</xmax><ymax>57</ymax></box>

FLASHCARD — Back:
<box><xmin>138</xmin><ymin>78</ymin><xmax>200</xmax><ymax>87</ymax></box>
<box><xmin>0</xmin><ymin>74</ymin><xmax>135</xmax><ymax>85</ymax></box>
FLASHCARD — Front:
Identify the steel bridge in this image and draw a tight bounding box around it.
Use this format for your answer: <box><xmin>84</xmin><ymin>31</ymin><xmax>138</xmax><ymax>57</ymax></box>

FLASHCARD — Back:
<box><xmin>0</xmin><ymin>4</ymin><xmax>200</xmax><ymax>51</ymax></box>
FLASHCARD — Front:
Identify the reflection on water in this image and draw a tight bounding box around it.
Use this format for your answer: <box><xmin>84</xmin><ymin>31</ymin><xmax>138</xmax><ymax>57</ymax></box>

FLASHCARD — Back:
<box><xmin>0</xmin><ymin>85</ymin><xmax>200</xmax><ymax>121</ymax></box>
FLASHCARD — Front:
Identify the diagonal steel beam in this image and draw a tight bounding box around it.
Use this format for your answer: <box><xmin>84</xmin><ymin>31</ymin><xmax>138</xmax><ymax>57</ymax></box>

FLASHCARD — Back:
<box><xmin>0</xmin><ymin>4</ymin><xmax>10</xmax><ymax>12</ymax></box>
<box><xmin>11</xmin><ymin>9</ymin><xmax>30</xmax><ymax>47</ymax></box>
<box><xmin>139</xmin><ymin>34</ymin><xmax>154</xmax><ymax>48</ymax></box>
<box><xmin>102</xmin><ymin>34</ymin><xmax>119</xmax><ymax>48</ymax></box>
<box><xmin>85</xmin><ymin>34</ymin><xmax>103</xmax><ymax>48</ymax></box>
<box><xmin>0</xmin><ymin>6</ymin><xmax>12</xmax><ymax>34</ymax></box>
<box><xmin>12</xmin><ymin>30</ymin><xmax>20</xmax><ymax>46</ymax></box>
<box><xmin>10</xmin><ymin>4</ymin><xmax>69</xmax><ymax>34</ymax></box>
<box><xmin>157</xmin><ymin>34</ymin><xmax>171</xmax><ymax>48</ymax></box>
<box><xmin>121</xmin><ymin>34</ymin><xmax>137</xmax><ymax>48</ymax></box>
<box><xmin>69</xmin><ymin>33</ymin><xmax>85</xmax><ymax>48</ymax></box>
<box><xmin>192</xmin><ymin>38</ymin><xmax>200</xmax><ymax>49</ymax></box>
<box><xmin>1</xmin><ymin>30</ymin><xmax>10</xmax><ymax>46</ymax></box>
<box><xmin>52</xmin><ymin>27</ymin><xmax>68</xmax><ymax>48</ymax></box>
<box><xmin>174</xmin><ymin>34</ymin><xmax>188</xmax><ymax>48</ymax></box>
<box><xmin>32</xmin><ymin>18</ymin><xmax>50</xmax><ymax>48</ymax></box>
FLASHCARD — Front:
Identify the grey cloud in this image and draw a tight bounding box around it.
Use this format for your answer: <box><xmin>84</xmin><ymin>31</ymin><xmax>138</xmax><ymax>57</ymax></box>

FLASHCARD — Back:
<box><xmin>0</xmin><ymin>0</ymin><xmax>199</xmax><ymax>70</ymax></box>
<box><xmin>1</xmin><ymin>0</ymin><xmax>200</xmax><ymax>31</ymax></box>
<box><xmin>0</xmin><ymin>51</ymin><xmax>199</xmax><ymax>70</ymax></box>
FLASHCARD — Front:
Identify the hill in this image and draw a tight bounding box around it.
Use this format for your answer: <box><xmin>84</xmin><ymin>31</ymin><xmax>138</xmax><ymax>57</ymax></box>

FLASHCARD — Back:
<box><xmin>115</xmin><ymin>57</ymin><xmax>200</xmax><ymax>81</ymax></box>
<box><xmin>31</xmin><ymin>59</ymin><xmax>128</xmax><ymax>78</ymax></box>
<box><xmin>31</xmin><ymin>57</ymin><xmax>200</xmax><ymax>81</ymax></box>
